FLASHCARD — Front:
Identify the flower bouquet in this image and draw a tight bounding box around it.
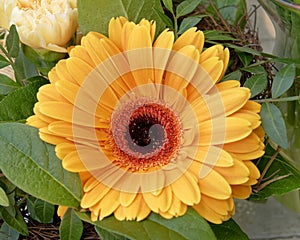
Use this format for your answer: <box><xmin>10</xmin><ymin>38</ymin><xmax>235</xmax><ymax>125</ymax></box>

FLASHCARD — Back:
<box><xmin>0</xmin><ymin>0</ymin><xmax>299</xmax><ymax>239</ymax></box>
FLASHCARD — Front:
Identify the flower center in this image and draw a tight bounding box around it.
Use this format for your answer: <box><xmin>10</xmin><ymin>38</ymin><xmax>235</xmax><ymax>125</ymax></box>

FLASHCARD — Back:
<box><xmin>109</xmin><ymin>98</ymin><xmax>182</xmax><ymax>172</ymax></box>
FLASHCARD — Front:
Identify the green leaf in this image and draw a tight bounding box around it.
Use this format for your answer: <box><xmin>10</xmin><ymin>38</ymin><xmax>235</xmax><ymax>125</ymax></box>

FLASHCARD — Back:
<box><xmin>59</xmin><ymin>208</ymin><xmax>83</xmax><ymax>240</ymax></box>
<box><xmin>153</xmin><ymin>7</ymin><xmax>174</xmax><ymax>29</ymax></box>
<box><xmin>0</xmin><ymin>74</ymin><xmax>20</xmax><ymax>95</ymax></box>
<box><xmin>207</xmin><ymin>0</ymin><xmax>246</xmax><ymax>26</ymax></box>
<box><xmin>236</xmin><ymin>52</ymin><xmax>253</xmax><ymax>67</ymax></box>
<box><xmin>0</xmin><ymin>123</ymin><xmax>82</xmax><ymax>208</ymax></box>
<box><xmin>204</xmin><ymin>30</ymin><xmax>237</xmax><ymax>41</ymax></box>
<box><xmin>250</xmin><ymin>144</ymin><xmax>300</xmax><ymax>200</ymax></box>
<box><xmin>260</xmin><ymin>103</ymin><xmax>288</xmax><ymax>148</ymax></box>
<box><xmin>241</xmin><ymin>65</ymin><xmax>267</xmax><ymax>76</ymax></box>
<box><xmin>0</xmin><ymin>222</ymin><xmax>20</xmax><ymax>240</ymax></box>
<box><xmin>178</xmin><ymin>15</ymin><xmax>203</xmax><ymax>35</ymax></box>
<box><xmin>176</xmin><ymin>0</ymin><xmax>202</xmax><ymax>18</ymax></box>
<box><xmin>272</xmin><ymin>64</ymin><xmax>296</xmax><ymax>98</ymax></box>
<box><xmin>244</xmin><ymin>75</ymin><xmax>268</xmax><ymax>97</ymax></box>
<box><xmin>0</xmin><ymin>206</ymin><xmax>28</xmax><ymax>236</ymax></box>
<box><xmin>222</xmin><ymin>70</ymin><xmax>242</xmax><ymax>82</ymax></box>
<box><xmin>14</xmin><ymin>48</ymin><xmax>39</xmax><ymax>81</ymax></box>
<box><xmin>0</xmin><ymin>186</ymin><xmax>9</xmax><ymax>207</ymax></box>
<box><xmin>0</xmin><ymin>78</ymin><xmax>47</xmax><ymax>123</ymax></box>
<box><xmin>210</xmin><ymin>218</ymin><xmax>249</xmax><ymax>240</ymax></box>
<box><xmin>6</xmin><ymin>25</ymin><xmax>20</xmax><ymax>58</ymax></box>
<box><xmin>78</xmin><ymin>0</ymin><xmax>165</xmax><ymax>36</ymax></box>
<box><xmin>0</xmin><ymin>55</ymin><xmax>10</xmax><ymax>69</ymax></box>
<box><xmin>77</xmin><ymin>208</ymin><xmax>216</xmax><ymax>240</ymax></box>
<box><xmin>95</xmin><ymin>227</ymin><xmax>128</xmax><ymax>240</ymax></box>
<box><xmin>33</xmin><ymin>199</ymin><xmax>55</xmax><ymax>223</ymax></box>
<box><xmin>162</xmin><ymin>0</ymin><xmax>174</xmax><ymax>14</ymax></box>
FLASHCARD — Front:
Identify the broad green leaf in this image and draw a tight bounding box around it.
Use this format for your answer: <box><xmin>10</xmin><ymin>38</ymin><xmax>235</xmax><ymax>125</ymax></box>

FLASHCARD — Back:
<box><xmin>222</xmin><ymin>70</ymin><xmax>242</xmax><ymax>82</ymax></box>
<box><xmin>0</xmin><ymin>78</ymin><xmax>47</xmax><ymax>122</ymax></box>
<box><xmin>176</xmin><ymin>0</ymin><xmax>202</xmax><ymax>18</ymax></box>
<box><xmin>153</xmin><ymin>7</ymin><xmax>174</xmax><ymax>29</ymax></box>
<box><xmin>210</xmin><ymin>219</ymin><xmax>249</xmax><ymax>240</ymax></box>
<box><xmin>250</xmin><ymin>144</ymin><xmax>300</xmax><ymax>200</ymax></box>
<box><xmin>0</xmin><ymin>222</ymin><xmax>20</xmax><ymax>240</ymax></box>
<box><xmin>0</xmin><ymin>55</ymin><xmax>10</xmax><ymax>69</ymax></box>
<box><xmin>14</xmin><ymin>48</ymin><xmax>39</xmax><ymax>81</ymax></box>
<box><xmin>204</xmin><ymin>30</ymin><xmax>237</xmax><ymax>41</ymax></box>
<box><xmin>33</xmin><ymin>199</ymin><xmax>55</xmax><ymax>223</ymax></box>
<box><xmin>0</xmin><ymin>206</ymin><xmax>28</xmax><ymax>236</ymax></box>
<box><xmin>22</xmin><ymin>44</ymin><xmax>66</xmax><ymax>76</ymax></box>
<box><xmin>207</xmin><ymin>0</ymin><xmax>246</xmax><ymax>26</ymax></box>
<box><xmin>0</xmin><ymin>74</ymin><xmax>20</xmax><ymax>95</ymax></box>
<box><xmin>0</xmin><ymin>186</ymin><xmax>9</xmax><ymax>207</ymax></box>
<box><xmin>95</xmin><ymin>227</ymin><xmax>128</xmax><ymax>240</ymax></box>
<box><xmin>6</xmin><ymin>25</ymin><xmax>20</xmax><ymax>58</ymax></box>
<box><xmin>272</xmin><ymin>64</ymin><xmax>296</xmax><ymax>98</ymax></box>
<box><xmin>241</xmin><ymin>65</ymin><xmax>267</xmax><ymax>76</ymax></box>
<box><xmin>26</xmin><ymin>197</ymin><xmax>40</xmax><ymax>222</ymax></box>
<box><xmin>0</xmin><ymin>123</ymin><xmax>82</xmax><ymax>208</ymax></box>
<box><xmin>237</xmin><ymin>52</ymin><xmax>253</xmax><ymax>67</ymax></box>
<box><xmin>77</xmin><ymin>208</ymin><xmax>216</xmax><ymax>240</ymax></box>
<box><xmin>178</xmin><ymin>15</ymin><xmax>203</xmax><ymax>35</ymax></box>
<box><xmin>59</xmin><ymin>208</ymin><xmax>83</xmax><ymax>240</ymax></box>
<box><xmin>260</xmin><ymin>103</ymin><xmax>288</xmax><ymax>149</ymax></box>
<box><xmin>162</xmin><ymin>0</ymin><xmax>174</xmax><ymax>14</ymax></box>
<box><xmin>244</xmin><ymin>75</ymin><xmax>268</xmax><ymax>97</ymax></box>
<box><xmin>78</xmin><ymin>0</ymin><xmax>165</xmax><ymax>36</ymax></box>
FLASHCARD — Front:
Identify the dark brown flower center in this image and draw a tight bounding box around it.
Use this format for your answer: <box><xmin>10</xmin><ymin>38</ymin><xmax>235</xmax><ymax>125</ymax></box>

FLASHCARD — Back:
<box><xmin>109</xmin><ymin>98</ymin><xmax>182</xmax><ymax>172</ymax></box>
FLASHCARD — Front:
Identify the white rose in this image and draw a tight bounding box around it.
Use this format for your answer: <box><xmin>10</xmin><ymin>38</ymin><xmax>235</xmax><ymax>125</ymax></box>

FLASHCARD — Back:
<box><xmin>10</xmin><ymin>0</ymin><xmax>78</xmax><ymax>53</ymax></box>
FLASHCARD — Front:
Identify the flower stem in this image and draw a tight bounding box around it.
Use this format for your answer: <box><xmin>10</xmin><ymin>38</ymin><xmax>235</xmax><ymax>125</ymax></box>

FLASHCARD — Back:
<box><xmin>255</xmin><ymin>95</ymin><xmax>300</xmax><ymax>103</ymax></box>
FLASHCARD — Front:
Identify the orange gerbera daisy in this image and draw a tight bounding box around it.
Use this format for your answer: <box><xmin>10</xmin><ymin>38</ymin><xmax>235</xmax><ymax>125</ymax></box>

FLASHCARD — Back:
<box><xmin>27</xmin><ymin>17</ymin><xmax>264</xmax><ymax>224</ymax></box>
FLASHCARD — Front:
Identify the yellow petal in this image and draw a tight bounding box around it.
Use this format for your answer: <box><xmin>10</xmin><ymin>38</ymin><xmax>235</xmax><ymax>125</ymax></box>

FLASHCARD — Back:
<box><xmin>192</xmin><ymin>87</ymin><xmax>250</xmax><ymax>122</ymax></box>
<box><xmin>242</xmin><ymin>100</ymin><xmax>261</xmax><ymax>113</ymax></box>
<box><xmin>37</xmin><ymin>84</ymin><xmax>66</xmax><ymax>102</ymax></box>
<box><xmin>69</xmin><ymin>45</ymin><xmax>95</xmax><ymax>67</ymax></box>
<box><xmin>164</xmin><ymin>194</ymin><xmax>187</xmax><ymax>217</ymax></box>
<box><xmin>81</xmin><ymin>181</ymin><xmax>110</xmax><ymax>208</ymax></box>
<box><xmin>200</xmin><ymin>57</ymin><xmax>224</xmax><ymax>84</ymax></box>
<box><xmin>214</xmin><ymin>159</ymin><xmax>250</xmax><ymax>185</ymax></box>
<box><xmin>57</xmin><ymin>206</ymin><xmax>68</xmax><ymax>218</ymax></box>
<box><xmin>230</xmin><ymin>109</ymin><xmax>261</xmax><ymax>129</ymax></box>
<box><xmin>192</xmin><ymin>146</ymin><xmax>234</xmax><ymax>167</ymax></box>
<box><xmin>153</xmin><ymin>29</ymin><xmax>174</xmax><ymax>84</ymax></box>
<box><xmin>171</xmin><ymin>170</ymin><xmax>201</xmax><ymax>205</ymax></box>
<box><xmin>143</xmin><ymin>185</ymin><xmax>172</xmax><ymax>212</ymax></box>
<box><xmin>164</xmin><ymin>45</ymin><xmax>200</xmax><ymax>90</ymax></box>
<box><xmin>26</xmin><ymin>115</ymin><xmax>48</xmax><ymax>129</ymax></box>
<box><xmin>55</xmin><ymin>142</ymin><xmax>76</xmax><ymax>160</ymax></box>
<box><xmin>62</xmin><ymin>150</ymin><xmax>88</xmax><ymax>172</ymax></box>
<box><xmin>201</xmin><ymin>194</ymin><xmax>234</xmax><ymax>215</ymax></box>
<box><xmin>54</xmin><ymin>60</ymin><xmax>78</xmax><ymax>85</ymax></box>
<box><xmin>39</xmin><ymin>127</ymin><xmax>69</xmax><ymax>145</ymax></box>
<box><xmin>231</xmin><ymin>185</ymin><xmax>252</xmax><ymax>199</ymax></box>
<box><xmin>66</xmin><ymin>57</ymin><xmax>95</xmax><ymax>85</ymax></box>
<box><xmin>173</xmin><ymin>28</ymin><xmax>204</xmax><ymax>52</ymax></box>
<box><xmin>127</xmin><ymin>25</ymin><xmax>154</xmax><ymax>84</ymax></box>
<box><xmin>199</xmin><ymin>117</ymin><xmax>252</xmax><ymax>145</ymax></box>
<box><xmin>120</xmin><ymin>192</ymin><xmax>137</xmax><ymax>207</ymax></box>
<box><xmin>223</xmin><ymin>132</ymin><xmax>261</xmax><ymax>153</ymax></box>
<box><xmin>115</xmin><ymin>194</ymin><xmax>151</xmax><ymax>221</ymax></box>
<box><xmin>233</xmin><ymin>144</ymin><xmax>265</xmax><ymax>160</ymax></box>
<box><xmin>109</xmin><ymin>16</ymin><xmax>128</xmax><ymax>50</ymax></box>
<box><xmin>138</xmin><ymin>19</ymin><xmax>156</xmax><ymax>43</ymax></box>
<box><xmin>216</xmin><ymin>80</ymin><xmax>240</xmax><ymax>91</ymax></box>
<box><xmin>198</xmin><ymin>169</ymin><xmax>231</xmax><ymax>199</ymax></box>
<box><xmin>193</xmin><ymin>201</ymin><xmax>224</xmax><ymax>224</ymax></box>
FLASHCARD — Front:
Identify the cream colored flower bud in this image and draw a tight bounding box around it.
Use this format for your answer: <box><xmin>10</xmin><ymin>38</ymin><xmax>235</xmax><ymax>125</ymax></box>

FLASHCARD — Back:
<box><xmin>11</xmin><ymin>0</ymin><xmax>78</xmax><ymax>53</ymax></box>
<box><xmin>0</xmin><ymin>0</ymin><xmax>17</xmax><ymax>29</ymax></box>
